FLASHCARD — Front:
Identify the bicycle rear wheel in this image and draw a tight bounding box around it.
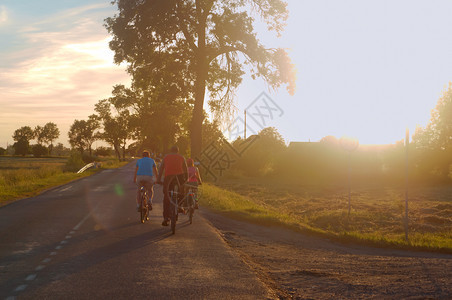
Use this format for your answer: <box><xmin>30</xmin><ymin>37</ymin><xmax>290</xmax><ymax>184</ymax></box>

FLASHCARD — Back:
<box><xmin>140</xmin><ymin>189</ymin><xmax>148</xmax><ymax>223</ymax></box>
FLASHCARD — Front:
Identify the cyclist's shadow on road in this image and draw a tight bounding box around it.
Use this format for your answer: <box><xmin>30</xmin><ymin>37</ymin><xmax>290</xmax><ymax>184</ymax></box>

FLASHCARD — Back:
<box><xmin>6</xmin><ymin>227</ymin><xmax>176</xmax><ymax>295</ymax></box>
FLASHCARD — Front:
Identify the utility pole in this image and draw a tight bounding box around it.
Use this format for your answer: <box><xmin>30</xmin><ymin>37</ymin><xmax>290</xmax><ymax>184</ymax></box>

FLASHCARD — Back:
<box><xmin>404</xmin><ymin>128</ymin><xmax>409</xmax><ymax>241</ymax></box>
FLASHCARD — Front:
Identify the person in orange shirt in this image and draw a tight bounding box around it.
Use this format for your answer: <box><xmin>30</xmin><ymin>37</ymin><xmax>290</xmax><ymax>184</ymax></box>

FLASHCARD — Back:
<box><xmin>157</xmin><ymin>146</ymin><xmax>188</xmax><ymax>226</ymax></box>
<box><xmin>185</xmin><ymin>158</ymin><xmax>202</xmax><ymax>209</ymax></box>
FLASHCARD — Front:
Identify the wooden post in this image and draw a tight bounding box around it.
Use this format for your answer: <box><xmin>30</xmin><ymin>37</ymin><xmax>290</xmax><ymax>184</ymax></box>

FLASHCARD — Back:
<box><xmin>244</xmin><ymin>110</ymin><xmax>247</xmax><ymax>140</ymax></box>
<box><xmin>348</xmin><ymin>151</ymin><xmax>351</xmax><ymax>217</ymax></box>
<box><xmin>404</xmin><ymin>128</ymin><xmax>409</xmax><ymax>241</ymax></box>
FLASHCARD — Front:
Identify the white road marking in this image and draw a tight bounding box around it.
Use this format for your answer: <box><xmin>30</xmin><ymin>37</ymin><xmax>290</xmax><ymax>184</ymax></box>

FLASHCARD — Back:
<box><xmin>42</xmin><ymin>258</ymin><xmax>51</xmax><ymax>263</ymax></box>
<box><xmin>73</xmin><ymin>212</ymin><xmax>92</xmax><ymax>231</ymax></box>
<box><xmin>55</xmin><ymin>246</ymin><xmax>62</xmax><ymax>250</ymax></box>
<box><xmin>50</xmin><ymin>252</ymin><xmax>57</xmax><ymax>256</ymax></box>
<box><xmin>14</xmin><ymin>285</ymin><xmax>27</xmax><ymax>292</ymax></box>
<box><xmin>65</xmin><ymin>235</ymin><xmax>72</xmax><ymax>239</ymax></box>
<box><xmin>5</xmin><ymin>296</ymin><xmax>16</xmax><ymax>300</ymax></box>
<box><xmin>35</xmin><ymin>265</ymin><xmax>45</xmax><ymax>271</ymax></box>
<box><xmin>60</xmin><ymin>186</ymin><xmax>72</xmax><ymax>192</ymax></box>
<box><xmin>70</xmin><ymin>231</ymin><xmax>76</xmax><ymax>235</ymax></box>
<box><xmin>25</xmin><ymin>274</ymin><xmax>37</xmax><ymax>281</ymax></box>
<box><xmin>60</xmin><ymin>240</ymin><xmax>67</xmax><ymax>245</ymax></box>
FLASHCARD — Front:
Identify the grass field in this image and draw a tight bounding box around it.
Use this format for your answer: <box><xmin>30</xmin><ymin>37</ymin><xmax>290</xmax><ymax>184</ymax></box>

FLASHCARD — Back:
<box><xmin>200</xmin><ymin>176</ymin><xmax>452</xmax><ymax>252</ymax></box>
<box><xmin>0</xmin><ymin>156</ymin><xmax>128</xmax><ymax>206</ymax></box>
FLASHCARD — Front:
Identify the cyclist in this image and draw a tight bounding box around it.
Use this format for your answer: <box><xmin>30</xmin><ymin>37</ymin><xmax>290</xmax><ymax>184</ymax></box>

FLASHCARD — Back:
<box><xmin>157</xmin><ymin>145</ymin><xmax>188</xmax><ymax>226</ymax></box>
<box><xmin>185</xmin><ymin>158</ymin><xmax>202</xmax><ymax>209</ymax></box>
<box><xmin>133</xmin><ymin>150</ymin><xmax>158</xmax><ymax>212</ymax></box>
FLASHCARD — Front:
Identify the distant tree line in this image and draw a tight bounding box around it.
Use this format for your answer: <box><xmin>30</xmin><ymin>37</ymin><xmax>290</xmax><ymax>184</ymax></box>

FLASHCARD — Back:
<box><xmin>226</xmin><ymin>83</ymin><xmax>452</xmax><ymax>185</ymax></box>
<box><xmin>10</xmin><ymin>122</ymin><xmax>62</xmax><ymax>157</ymax></box>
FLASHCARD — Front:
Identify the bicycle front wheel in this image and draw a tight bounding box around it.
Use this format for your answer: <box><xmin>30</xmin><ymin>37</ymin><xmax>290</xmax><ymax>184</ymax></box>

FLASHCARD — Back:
<box><xmin>170</xmin><ymin>186</ymin><xmax>178</xmax><ymax>234</ymax></box>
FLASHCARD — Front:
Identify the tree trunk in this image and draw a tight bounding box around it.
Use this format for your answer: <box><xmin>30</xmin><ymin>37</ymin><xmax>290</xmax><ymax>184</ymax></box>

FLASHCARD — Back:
<box><xmin>114</xmin><ymin>144</ymin><xmax>121</xmax><ymax>161</ymax></box>
<box><xmin>191</xmin><ymin>73</ymin><xmax>206</xmax><ymax>157</ymax></box>
<box><xmin>190</xmin><ymin>7</ymin><xmax>207</xmax><ymax>158</ymax></box>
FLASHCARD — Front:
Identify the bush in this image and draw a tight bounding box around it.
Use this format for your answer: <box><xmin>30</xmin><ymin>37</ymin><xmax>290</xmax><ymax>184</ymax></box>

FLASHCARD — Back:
<box><xmin>0</xmin><ymin>147</ymin><xmax>6</xmax><ymax>155</ymax></box>
<box><xmin>64</xmin><ymin>152</ymin><xmax>86</xmax><ymax>172</ymax></box>
<box><xmin>82</xmin><ymin>154</ymin><xmax>97</xmax><ymax>164</ymax></box>
<box><xmin>94</xmin><ymin>147</ymin><xmax>113</xmax><ymax>157</ymax></box>
<box><xmin>32</xmin><ymin>144</ymin><xmax>48</xmax><ymax>157</ymax></box>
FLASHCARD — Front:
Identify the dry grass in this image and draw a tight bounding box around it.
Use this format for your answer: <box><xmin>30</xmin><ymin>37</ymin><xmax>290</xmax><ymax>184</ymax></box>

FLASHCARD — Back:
<box><xmin>209</xmin><ymin>176</ymin><xmax>452</xmax><ymax>251</ymax></box>
<box><xmin>0</xmin><ymin>156</ymin><xmax>128</xmax><ymax>206</ymax></box>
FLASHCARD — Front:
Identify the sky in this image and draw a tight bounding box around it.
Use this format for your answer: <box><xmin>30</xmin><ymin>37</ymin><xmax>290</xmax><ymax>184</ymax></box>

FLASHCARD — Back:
<box><xmin>1</xmin><ymin>0</ymin><xmax>452</xmax><ymax>148</ymax></box>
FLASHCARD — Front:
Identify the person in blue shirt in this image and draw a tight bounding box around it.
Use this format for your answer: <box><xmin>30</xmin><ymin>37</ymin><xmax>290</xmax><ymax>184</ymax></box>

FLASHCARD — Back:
<box><xmin>133</xmin><ymin>150</ymin><xmax>158</xmax><ymax>211</ymax></box>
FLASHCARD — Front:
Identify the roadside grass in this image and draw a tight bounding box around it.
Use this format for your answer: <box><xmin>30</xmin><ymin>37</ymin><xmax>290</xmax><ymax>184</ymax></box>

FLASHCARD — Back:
<box><xmin>200</xmin><ymin>178</ymin><xmax>452</xmax><ymax>253</ymax></box>
<box><xmin>0</xmin><ymin>156</ymin><xmax>129</xmax><ymax>206</ymax></box>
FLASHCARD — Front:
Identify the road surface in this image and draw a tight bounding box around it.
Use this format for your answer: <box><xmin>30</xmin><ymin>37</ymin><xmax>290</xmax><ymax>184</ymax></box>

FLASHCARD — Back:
<box><xmin>0</xmin><ymin>162</ymin><xmax>270</xmax><ymax>299</ymax></box>
<box><xmin>2</xmin><ymin>162</ymin><xmax>452</xmax><ymax>299</ymax></box>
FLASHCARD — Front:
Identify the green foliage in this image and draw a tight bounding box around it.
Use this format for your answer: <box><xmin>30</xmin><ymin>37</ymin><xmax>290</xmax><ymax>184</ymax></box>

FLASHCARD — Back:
<box><xmin>33</xmin><ymin>122</ymin><xmax>60</xmax><ymax>154</ymax></box>
<box><xmin>32</xmin><ymin>144</ymin><xmax>48</xmax><ymax>158</ymax></box>
<box><xmin>68</xmin><ymin>115</ymin><xmax>100</xmax><ymax>156</ymax></box>
<box><xmin>95</xmin><ymin>93</ymin><xmax>132</xmax><ymax>160</ymax></box>
<box><xmin>52</xmin><ymin>143</ymin><xmax>71</xmax><ymax>156</ymax></box>
<box><xmin>13</xmin><ymin>126</ymin><xmax>34</xmax><ymax>143</ymax></box>
<box><xmin>232</xmin><ymin>127</ymin><xmax>286</xmax><ymax>176</ymax></box>
<box><xmin>94</xmin><ymin>147</ymin><xmax>113</xmax><ymax>157</ymax></box>
<box><xmin>64</xmin><ymin>152</ymin><xmax>86</xmax><ymax>172</ymax></box>
<box><xmin>106</xmin><ymin>0</ymin><xmax>296</xmax><ymax>156</ymax></box>
<box><xmin>13</xmin><ymin>139</ymin><xmax>29</xmax><ymax>156</ymax></box>
<box><xmin>411</xmin><ymin>82</ymin><xmax>452</xmax><ymax>182</ymax></box>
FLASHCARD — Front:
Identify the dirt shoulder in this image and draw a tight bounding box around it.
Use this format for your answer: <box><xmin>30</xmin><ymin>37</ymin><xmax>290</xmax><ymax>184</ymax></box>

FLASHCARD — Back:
<box><xmin>200</xmin><ymin>209</ymin><xmax>452</xmax><ymax>299</ymax></box>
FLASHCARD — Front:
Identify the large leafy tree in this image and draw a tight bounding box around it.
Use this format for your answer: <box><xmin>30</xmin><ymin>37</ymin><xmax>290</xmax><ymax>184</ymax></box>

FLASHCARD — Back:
<box><xmin>68</xmin><ymin>115</ymin><xmax>100</xmax><ymax>156</ymax></box>
<box><xmin>105</xmin><ymin>0</ymin><xmax>296</xmax><ymax>156</ymax></box>
<box><xmin>413</xmin><ymin>83</ymin><xmax>452</xmax><ymax>150</ymax></box>
<box><xmin>100</xmin><ymin>84</ymin><xmax>190</xmax><ymax>154</ymax></box>
<box><xmin>412</xmin><ymin>82</ymin><xmax>452</xmax><ymax>180</ymax></box>
<box><xmin>34</xmin><ymin>122</ymin><xmax>60</xmax><ymax>154</ymax></box>
<box><xmin>95</xmin><ymin>91</ymin><xmax>133</xmax><ymax>160</ymax></box>
<box><xmin>12</xmin><ymin>126</ymin><xmax>34</xmax><ymax>156</ymax></box>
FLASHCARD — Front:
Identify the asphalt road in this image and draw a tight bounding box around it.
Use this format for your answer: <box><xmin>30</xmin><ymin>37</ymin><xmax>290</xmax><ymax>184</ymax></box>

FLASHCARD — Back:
<box><xmin>0</xmin><ymin>162</ymin><xmax>270</xmax><ymax>299</ymax></box>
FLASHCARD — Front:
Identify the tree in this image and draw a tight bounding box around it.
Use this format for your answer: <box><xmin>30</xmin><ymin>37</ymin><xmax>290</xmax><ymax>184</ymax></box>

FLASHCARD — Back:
<box><xmin>33</xmin><ymin>122</ymin><xmax>60</xmax><ymax>155</ymax></box>
<box><xmin>95</xmin><ymin>94</ymin><xmax>132</xmax><ymax>160</ymax></box>
<box><xmin>43</xmin><ymin>122</ymin><xmax>60</xmax><ymax>154</ymax></box>
<box><xmin>13</xmin><ymin>126</ymin><xmax>34</xmax><ymax>143</ymax></box>
<box><xmin>106</xmin><ymin>0</ymin><xmax>296</xmax><ymax>156</ymax></box>
<box><xmin>232</xmin><ymin>127</ymin><xmax>286</xmax><ymax>176</ymax></box>
<box><xmin>34</xmin><ymin>125</ymin><xmax>46</xmax><ymax>145</ymax></box>
<box><xmin>53</xmin><ymin>143</ymin><xmax>71</xmax><ymax>156</ymax></box>
<box><xmin>97</xmin><ymin>84</ymin><xmax>190</xmax><ymax>155</ymax></box>
<box><xmin>94</xmin><ymin>146</ymin><xmax>113</xmax><ymax>157</ymax></box>
<box><xmin>13</xmin><ymin>139</ymin><xmax>29</xmax><ymax>156</ymax></box>
<box><xmin>32</xmin><ymin>144</ymin><xmax>48</xmax><ymax>158</ymax></box>
<box><xmin>68</xmin><ymin>116</ymin><xmax>100</xmax><ymax>156</ymax></box>
<box><xmin>12</xmin><ymin>126</ymin><xmax>34</xmax><ymax>156</ymax></box>
<box><xmin>411</xmin><ymin>83</ymin><xmax>452</xmax><ymax>181</ymax></box>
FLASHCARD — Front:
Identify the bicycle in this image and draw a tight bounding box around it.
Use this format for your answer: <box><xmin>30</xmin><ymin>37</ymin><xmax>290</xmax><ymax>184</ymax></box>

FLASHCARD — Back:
<box><xmin>183</xmin><ymin>183</ymin><xmax>197</xmax><ymax>224</ymax></box>
<box><xmin>168</xmin><ymin>178</ymin><xmax>199</xmax><ymax>234</ymax></box>
<box><xmin>138</xmin><ymin>182</ymin><xmax>150</xmax><ymax>224</ymax></box>
<box><xmin>169</xmin><ymin>179</ymin><xmax>180</xmax><ymax>234</ymax></box>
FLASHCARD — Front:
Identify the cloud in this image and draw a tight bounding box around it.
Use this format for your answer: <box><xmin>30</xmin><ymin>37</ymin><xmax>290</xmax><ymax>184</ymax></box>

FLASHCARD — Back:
<box><xmin>0</xmin><ymin>3</ymin><xmax>130</xmax><ymax>147</ymax></box>
<box><xmin>0</xmin><ymin>6</ymin><xmax>8</xmax><ymax>24</ymax></box>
